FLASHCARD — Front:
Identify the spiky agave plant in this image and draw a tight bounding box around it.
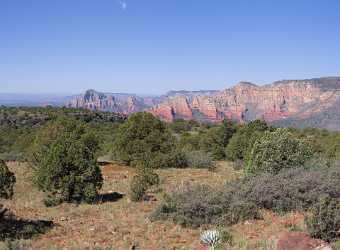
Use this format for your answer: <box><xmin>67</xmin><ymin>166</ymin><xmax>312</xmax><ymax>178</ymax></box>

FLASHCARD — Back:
<box><xmin>200</xmin><ymin>230</ymin><xmax>221</xmax><ymax>249</ymax></box>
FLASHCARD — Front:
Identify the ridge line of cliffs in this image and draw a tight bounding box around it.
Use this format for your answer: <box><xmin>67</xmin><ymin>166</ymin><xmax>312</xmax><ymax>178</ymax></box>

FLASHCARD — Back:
<box><xmin>67</xmin><ymin>77</ymin><xmax>340</xmax><ymax>130</ymax></box>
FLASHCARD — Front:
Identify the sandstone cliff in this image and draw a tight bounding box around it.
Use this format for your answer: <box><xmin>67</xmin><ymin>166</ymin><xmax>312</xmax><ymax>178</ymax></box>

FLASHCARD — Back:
<box><xmin>150</xmin><ymin>77</ymin><xmax>340</xmax><ymax>128</ymax></box>
<box><xmin>67</xmin><ymin>77</ymin><xmax>340</xmax><ymax>130</ymax></box>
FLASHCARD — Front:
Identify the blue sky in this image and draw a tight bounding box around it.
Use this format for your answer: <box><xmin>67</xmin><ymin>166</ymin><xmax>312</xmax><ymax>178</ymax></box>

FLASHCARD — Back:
<box><xmin>0</xmin><ymin>0</ymin><xmax>339</xmax><ymax>94</ymax></box>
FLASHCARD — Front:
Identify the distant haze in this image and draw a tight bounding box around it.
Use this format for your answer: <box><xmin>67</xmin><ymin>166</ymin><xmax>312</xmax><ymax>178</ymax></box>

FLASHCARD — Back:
<box><xmin>0</xmin><ymin>93</ymin><xmax>73</xmax><ymax>107</ymax></box>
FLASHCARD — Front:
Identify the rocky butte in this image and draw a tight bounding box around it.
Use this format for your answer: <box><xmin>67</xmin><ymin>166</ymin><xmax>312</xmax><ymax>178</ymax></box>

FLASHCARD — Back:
<box><xmin>67</xmin><ymin>77</ymin><xmax>340</xmax><ymax>130</ymax></box>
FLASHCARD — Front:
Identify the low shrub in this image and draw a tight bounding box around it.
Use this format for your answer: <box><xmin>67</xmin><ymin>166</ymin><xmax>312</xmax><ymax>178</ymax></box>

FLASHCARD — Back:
<box><xmin>184</xmin><ymin>150</ymin><xmax>215</xmax><ymax>170</ymax></box>
<box><xmin>227</xmin><ymin>167</ymin><xmax>340</xmax><ymax>213</ymax></box>
<box><xmin>149</xmin><ymin>150</ymin><xmax>187</xmax><ymax>169</ymax></box>
<box><xmin>151</xmin><ymin>167</ymin><xmax>340</xmax><ymax>228</ymax></box>
<box><xmin>305</xmin><ymin>196</ymin><xmax>340</xmax><ymax>242</ymax></box>
<box><xmin>129</xmin><ymin>175</ymin><xmax>149</xmax><ymax>202</ymax></box>
<box><xmin>129</xmin><ymin>168</ymin><xmax>160</xmax><ymax>202</ymax></box>
<box><xmin>219</xmin><ymin>228</ymin><xmax>234</xmax><ymax>246</ymax></box>
<box><xmin>303</xmin><ymin>154</ymin><xmax>332</xmax><ymax>170</ymax></box>
<box><xmin>150</xmin><ymin>184</ymin><xmax>260</xmax><ymax>228</ymax></box>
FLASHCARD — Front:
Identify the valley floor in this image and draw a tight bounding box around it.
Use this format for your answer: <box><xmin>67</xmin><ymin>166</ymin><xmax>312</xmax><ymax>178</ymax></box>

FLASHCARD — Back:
<box><xmin>0</xmin><ymin>162</ymin><xmax>338</xmax><ymax>250</ymax></box>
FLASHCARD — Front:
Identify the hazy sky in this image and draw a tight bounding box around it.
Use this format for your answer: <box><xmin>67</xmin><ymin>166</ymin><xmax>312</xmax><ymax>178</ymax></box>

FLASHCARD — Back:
<box><xmin>1</xmin><ymin>0</ymin><xmax>339</xmax><ymax>94</ymax></box>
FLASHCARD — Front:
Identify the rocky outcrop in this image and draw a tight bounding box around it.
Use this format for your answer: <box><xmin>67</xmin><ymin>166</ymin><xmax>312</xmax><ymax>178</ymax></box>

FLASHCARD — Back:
<box><xmin>150</xmin><ymin>77</ymin><xmax>340</xmax><ymax>129</ymax></box>
<box><xmin>67</xmin><ymin>89</ymin><xmax>160</xmax><ymax>114</ymax></box>
<box><xmin>67</xmin><ymin>77</ymin><xmax>340</xmax><ymax>130</ymax></box>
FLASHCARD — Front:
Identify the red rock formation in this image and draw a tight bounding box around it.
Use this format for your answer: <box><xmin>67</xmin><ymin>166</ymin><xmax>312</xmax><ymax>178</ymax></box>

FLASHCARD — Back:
<box><xmin>150</xmin><ymin>78</ymin><xmax>340</xmax><ymax>126</ymax></box>
<box><xmin>67</xmin><ymin>77</ymin><xmax>340</xmax><ymax>130</ymax></box>
<box><xmin>149</xmin><ymin>104</ymin><xmax>174</xmax><ymax>122</ymax></box>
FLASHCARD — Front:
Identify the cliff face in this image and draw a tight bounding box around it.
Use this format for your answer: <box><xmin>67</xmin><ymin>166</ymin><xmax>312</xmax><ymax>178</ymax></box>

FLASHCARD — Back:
<box><xmin>67</xmin><ymin>77</ymin><xmax>340</xmax><ymax>130</ymax></box>
<box><xmin>150</xmin><ymin>78</ymin><xmax>340</xmax><ymax>127</ymax></box>
<box><xmin>67</xmin><ymin>89</ymin><xmax>160</xmax><ymax>114</ymax></box>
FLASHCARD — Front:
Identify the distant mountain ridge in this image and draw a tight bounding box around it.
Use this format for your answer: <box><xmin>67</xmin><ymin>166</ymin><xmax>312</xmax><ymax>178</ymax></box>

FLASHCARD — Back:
<box><xmin>67</xmin><ymin>77</ymin><xmax>340</xmax><ymax>130</ymax></box>
<box><xmin>2</xmin><ymin>77</ymin><xmax>340</xmax><ymax>130</ymax></box>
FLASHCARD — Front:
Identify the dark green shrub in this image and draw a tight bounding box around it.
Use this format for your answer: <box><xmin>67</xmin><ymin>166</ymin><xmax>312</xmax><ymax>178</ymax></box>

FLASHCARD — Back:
<box><xmin>168</xmin><ymin>119</ymin><xmax>197</xmax><ymax>134</ymax></box>
<box><xmin>306</xmin><ymin>196</ymin><xmax>340</xmax><ymax>242</ymax></box>
<box><xmin>151</xmin><ymin>184</ymin><xmax>260</xmax><ymax>228</ymax></box>
<box><xmin>178</xmin><ymin>132</ymin><xmax>202</xmax><ymax>151</ymax></box>
<box><xmin>33</xmin><ymin>118</ymin><xmax>103</xmax><ymax>206</ymax></box>
<box><xmin>0</xmin><ymin>160</ymin><xmax>16</xmax><ymax>199</ymax></box>
<box><xmin>184</xmin><ymin>150</ymin><xmax>215</xmax><ymax>170</ymax></box>
<box><xmin>129</xmin><ymin>175</ymin><xmax>149</xmax><ymax>202</ymax></box>
<box><xmin>245</xmin><ymin>128</ymin><xmax>313</xmax><ymax>175</ymax></box>
<box><xmin>113</xmin><ymin>112</ymin><xmax>177</xmax><ymax>168</ymax></box>
<box><xmin>148</xmin><ymin>150</ymin><xmax>187</xmax><ymax>169</ymax></box>
<box><xmin>129</xmin><ymin>167</ymin><xmax>160</xmax><ymax>202</ymax></box>
<box><xmin>226</xmin><ymin>120</ymin><xmax>270</xmax><ymax>162</ymax></box>
<box><xmin>225</xmin><ymin>132</ymin><xmax>245</xmax><ymax>161</ymax></box>
<box><xmin>199</xmin><ymin>120</ymin><xmax>237</xmax><ymax>160</ymax></box>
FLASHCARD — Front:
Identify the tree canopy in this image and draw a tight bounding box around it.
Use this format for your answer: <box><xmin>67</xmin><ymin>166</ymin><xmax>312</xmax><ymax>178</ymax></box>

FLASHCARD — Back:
<box><xmin>32</xmin><ymin>118</ymin><xmax>103</xmax><ymax>206</ymax></box>
<box><xmin>245</xmin><ymin>128</ymin><xmax>313</xmax><ymax>175</ymax></box>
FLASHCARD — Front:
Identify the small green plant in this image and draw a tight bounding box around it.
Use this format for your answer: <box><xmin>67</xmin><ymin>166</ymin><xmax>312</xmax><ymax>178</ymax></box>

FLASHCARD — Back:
<box><xmin>129</xmin><ymin>165</ymin><xmax>159</xmax><ymax>202</ymax></box>
<box><xmin>305</xmin><ymin>196</ymin><xmax>340</xmax><ymax>242</ymax></box>
<box><xmin>219</xmin><ymin>228</ymin><xmax>233</xmax><ymax>246</ymax></box>
<box><xmin>129</xmin><ymin>175</ymin><xmax>149</xmax><ymax>202</ymax></box>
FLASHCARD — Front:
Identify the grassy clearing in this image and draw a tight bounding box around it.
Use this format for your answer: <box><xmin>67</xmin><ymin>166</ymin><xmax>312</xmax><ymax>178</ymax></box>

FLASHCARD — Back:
<box><xmin>1</xmin><ymin>162</ymin><xmax>335</xmax><ymax>250</ymax></box>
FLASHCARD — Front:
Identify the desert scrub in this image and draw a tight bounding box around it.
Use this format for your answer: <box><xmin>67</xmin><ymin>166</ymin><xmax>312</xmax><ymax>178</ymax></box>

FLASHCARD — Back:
<box><xmin>150</xmin><ymin>184</ymin><xmax>260</xmax><ymax>228</ymax></box>
<box><xmin>305</xmin><ymin>196</ymin><xmax>340</xmax><ymax>242</ymax></box>
<box><xmin>227</xmin><ymin>167</ymin><xmax>340</xmax><ymax>213</ymax></box>
<box><xmin>129</xmin><ymin>167</ymin><xmax>159</xmax><ymax>202</ymax></box>
<box><xmin>184</xmin><ymin>150</ymin><xmax>215</xmax><ymax>170</ymax></box>
<box><xmin>151</xmin><ymin>167</ymin><xmax>340</xmax><ymax>227</ymax></box>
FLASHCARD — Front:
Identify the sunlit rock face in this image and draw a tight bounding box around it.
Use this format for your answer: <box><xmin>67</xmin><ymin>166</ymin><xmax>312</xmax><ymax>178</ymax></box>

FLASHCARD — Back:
<box><xmin>150</xmin><ymin>77</ymin><xmax>340</xmax><ymax>130</ymax></box>
<box><xmin>68</xmin><ymin>77</ymin><xmax>340</xmax><ymax>130</ymax></box>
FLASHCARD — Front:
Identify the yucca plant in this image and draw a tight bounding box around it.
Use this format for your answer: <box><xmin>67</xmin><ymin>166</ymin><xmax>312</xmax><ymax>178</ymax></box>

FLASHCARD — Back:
<box><xmin>200</xmin><ymin>230</ymin><xmax>221</xmax><ymax>249</ymax></box>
